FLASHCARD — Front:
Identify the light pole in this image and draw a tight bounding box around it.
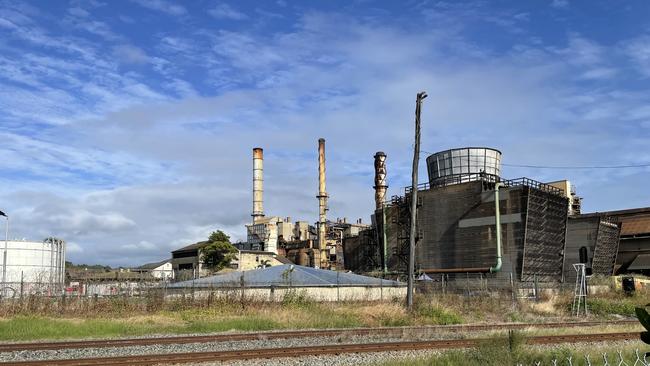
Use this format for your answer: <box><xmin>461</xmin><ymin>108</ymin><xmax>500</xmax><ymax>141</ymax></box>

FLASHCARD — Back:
<box><xmin>1</xmin><ymin>210</ymin><xmax>8</xmax><ymax>299</ymax></box>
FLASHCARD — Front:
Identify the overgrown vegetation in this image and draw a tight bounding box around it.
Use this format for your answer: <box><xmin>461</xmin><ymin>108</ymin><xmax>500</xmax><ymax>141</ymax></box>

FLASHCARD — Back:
<box><xmin>371</xmin><ymin>343</ymin><xmax>646</xmax><ymax>366</ymax></box>
<box><xmin>0</xmin><ymin>287</ymin><xmax>645</xmax><ymax>341</ymax></box>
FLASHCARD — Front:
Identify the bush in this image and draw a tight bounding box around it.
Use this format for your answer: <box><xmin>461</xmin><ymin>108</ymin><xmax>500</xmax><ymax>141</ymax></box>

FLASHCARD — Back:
<box><xmin>415</xmin><ymin>303</ymin><xmax>463</xmax><ymax>324</ymax></box>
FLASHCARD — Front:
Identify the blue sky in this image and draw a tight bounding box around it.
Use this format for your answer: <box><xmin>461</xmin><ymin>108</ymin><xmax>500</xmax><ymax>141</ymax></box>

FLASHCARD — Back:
<box><xmin>1</xmin><ymin>0</ymin><xmax>649</xmax><ymax>266</ymax></box>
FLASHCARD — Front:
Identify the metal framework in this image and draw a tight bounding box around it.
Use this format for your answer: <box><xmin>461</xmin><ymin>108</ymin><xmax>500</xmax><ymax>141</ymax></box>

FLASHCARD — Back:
<box><xmin>405</xmin><ymin>174</ymin><xmax>564</xmax><ymax>197</ymax></box>
<box><xmin>521</xmin><ymin>187</ymin><xmax>568</xmax><ymax>282</ymax></box>
<box><xmin>591</xmin><ymin>218</ymin><xmax>620</xmax><ymax>275</ymax></box>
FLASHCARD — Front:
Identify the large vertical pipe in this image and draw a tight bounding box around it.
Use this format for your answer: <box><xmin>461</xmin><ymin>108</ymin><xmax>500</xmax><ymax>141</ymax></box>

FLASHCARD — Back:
<box><xmin>374</xmin><ymin>152</ymin><xmax>388</xmax><ymax>274</ymax></box>
<box><xmin>252</xmin><ymin>148</ymin><xmax>264</xmax><ymax>223</ymax></box>
<box><xmin>490</xmin><ymin>183</ymin><xmax>504</xmax><ymax>273</ymax></box>
<box><xmin>317</xmin><ymin>138</ymin><xmax>328</xmax><ymax>268</ymax></box>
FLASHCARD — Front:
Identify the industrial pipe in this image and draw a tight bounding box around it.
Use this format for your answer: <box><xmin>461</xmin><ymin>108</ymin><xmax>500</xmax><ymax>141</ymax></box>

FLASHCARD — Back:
<box><xmin>490</xmin><ymin>182</ymin><xmax>504</xmax><ymax>273</ymax></box>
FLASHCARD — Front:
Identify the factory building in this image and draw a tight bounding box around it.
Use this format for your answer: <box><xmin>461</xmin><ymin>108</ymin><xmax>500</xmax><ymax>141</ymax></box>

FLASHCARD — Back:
<box><xmin>1</xmin><ymin>237</ymin><xmax>66</xmax><ymax>297</ymax></box>
<box><xmin>244</xmin><ymin>140</ymin><xmax>366</xmax><ymax>270</ymax></box>
<box><xmin>572</xmin><ymin>207</ymin><xmax>650</xmax><ymax>275</ymax></box>
<box><xmin>345</xmin><ymin>147</ymin><xmax>570</xmax><ymax>283</ymax></box>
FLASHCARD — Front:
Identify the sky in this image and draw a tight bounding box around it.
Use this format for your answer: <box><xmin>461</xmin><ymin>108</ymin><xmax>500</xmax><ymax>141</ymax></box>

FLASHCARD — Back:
<box><xmin>1</xmin><ymin>0</ymin><xmax>650</xmax><ymax>267</ymax></box>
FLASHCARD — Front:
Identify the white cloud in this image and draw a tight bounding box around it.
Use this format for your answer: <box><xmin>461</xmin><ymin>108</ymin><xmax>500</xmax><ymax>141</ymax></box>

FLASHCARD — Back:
<box><xmin>551</xmin><ymin>0</ymin><xmax>569</xmax><ymax>9</ymax></box>
<box><xmin>131</xmin><ymin>0</ymin><xmax>186</xmax><ymax>16</ymax></box>
<box><xmin>209</xmin><ymin>4</ymin><xmax>248</xmax><ymax>20</ymax></box>
<box><xmin>113</xmin><ymin>44</ymin><xmax>150</xmax><ymax>64</ymax></box>
<box><xmin>68</xmin><ymin>7</ymin><xmax>89</xmax><ymax>18</ymax></box>
<box><xmin>623</xmin><ymin>35</ymin><xmax>650</xmax><ymax>77</ymax></box>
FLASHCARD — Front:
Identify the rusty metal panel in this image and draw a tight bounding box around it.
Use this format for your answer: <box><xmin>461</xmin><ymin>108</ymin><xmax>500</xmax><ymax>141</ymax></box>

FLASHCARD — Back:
<box><xmin>620</xmin><ymin>216</ymin><xmax>650</xmax><ymax>236</ymax></box>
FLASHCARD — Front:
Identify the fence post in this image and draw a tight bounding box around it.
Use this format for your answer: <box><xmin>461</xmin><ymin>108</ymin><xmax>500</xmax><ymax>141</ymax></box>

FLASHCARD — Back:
<box><xmin>466</xmin><ymin>272</ymin><xmax>470</xmax><ymax>297</ymax></box>
<box><xmin>510</xmin><ymin>272</ymin><xmax>515</xmax><ymax>305</ymax></box>
<box><xmin>336</xmin><ymin>270</ymin><xmax>340</xmax><ymax>302</ymax></box>
<box><xmin>20</xmin><ymin>271</ymin><xmax>23</xmax><ymax>300</ymax></box>
<box><xmin>240</xmin><ymin>272</ymin><xmax>245</xmax><ymax>309</ymax></box>
<box><xmin>380</xmin><ymin>276</ymin><xmax>383</xmax><ymax>301</ymax></box>
<box><xmin>534</xmin><ymin>275</ymin><xmax>539</xmax><ymax>302</ymax></box>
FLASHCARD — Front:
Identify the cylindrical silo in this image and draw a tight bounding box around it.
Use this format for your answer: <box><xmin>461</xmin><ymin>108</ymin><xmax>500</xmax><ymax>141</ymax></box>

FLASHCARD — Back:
<box><xmin>0</xmin><ymin>238</ymin><xmax>66</xmax><ymax>297</ymax></box>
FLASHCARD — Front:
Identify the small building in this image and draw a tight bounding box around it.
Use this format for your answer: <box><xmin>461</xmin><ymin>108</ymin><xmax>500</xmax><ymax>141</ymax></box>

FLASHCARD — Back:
<box><xmin>233</xmin><ymin>250</ymin><xmax>292</xmax><ymax>271</ymax></box>
<box><xmin>132</xmin><ymin>259</ymin><xmax>174</xmax><ymax>281</ymax></box>
<box><xmin>166</xmin><ymin>264</ymin><xmax>405</xmax><ymax>302</ymax></box>
<box><xmin>171</xmin><ymin>241</ymin><xmax>209</xmax><ymax>280</ymax></box>
<box><xmin>171</xmin><ymin>241</ymin><xmax>293</xmax><ymax>280</ymax></box>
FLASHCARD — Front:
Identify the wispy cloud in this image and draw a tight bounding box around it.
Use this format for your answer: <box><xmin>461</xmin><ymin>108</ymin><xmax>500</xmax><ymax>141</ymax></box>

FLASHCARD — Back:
<box><xmin>113</xmin><ymin>44</ymin><xmax>150</xmax><ymax>64</ymax></box>
<box><xmin>209</xmin><ymin>4</ymin><xmax>248</xmax><ymax>20</ymax></box>
<box><xmin>131</xmin><ymin>0</ymin><xmax>186</xmax><ymax>16</ymax></box>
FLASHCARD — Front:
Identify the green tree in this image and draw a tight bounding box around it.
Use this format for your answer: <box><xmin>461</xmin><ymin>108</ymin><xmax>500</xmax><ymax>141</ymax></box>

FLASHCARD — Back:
<box><xmin>201</xmin><ymin>230</ymin><xmax>238</xmax><ymax>272</ymax></box>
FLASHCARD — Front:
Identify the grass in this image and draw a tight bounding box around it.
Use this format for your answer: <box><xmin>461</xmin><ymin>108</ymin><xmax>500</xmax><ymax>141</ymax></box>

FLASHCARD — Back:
<box><xmin>0</xmin><ymin>315</ymin><xmax>282</xmax><ymax>341</ymax></box>
<box><xmin>371</xmin><ymin>339</ymin><xmax>648</xmax><ymax>366</ymax></box>
<box><xmin>0</xmin><ymin>287</ymin><xmax>646</xmax><ymax>341</ymax></box>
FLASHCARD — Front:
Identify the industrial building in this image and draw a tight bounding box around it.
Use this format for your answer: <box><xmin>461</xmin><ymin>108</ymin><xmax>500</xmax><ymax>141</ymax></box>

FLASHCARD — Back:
<box><xmin>242</xmin><ymin>140</ymin><xmax>367</xmax><ymax>271</ymax></box>
<box><xmin>572</xmin><ymin>207</ymin><xmax>650</xmax><ymax>275</ymax></box>
<box><xmin>342</xmin><ymin>146</ymin><xmax>650</xmax><ymax>284</ymax></box>
<box><xmin>0</xmin><ymin>237</ymin><xmax>66</xmax><ymax>297</ymax></box>
<box><xmin>346</xmin><ymin>147</ymin><xmax>571</xmax><ymax>283</ymax></box>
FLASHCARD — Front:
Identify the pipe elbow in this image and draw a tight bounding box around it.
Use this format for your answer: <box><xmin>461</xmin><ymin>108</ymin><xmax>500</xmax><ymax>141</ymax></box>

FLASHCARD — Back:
<box><xmin>490</xmin><ymin>258</ymin><xmax>502</xmax><ymax>273</ymax></box>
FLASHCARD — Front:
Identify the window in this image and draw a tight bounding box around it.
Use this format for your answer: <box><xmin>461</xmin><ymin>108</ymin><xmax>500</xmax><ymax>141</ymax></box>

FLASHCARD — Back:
<box><xmin>579</xmin><ymin>246</ymin><xmax>588</xmax><ymax>264</ymax></box>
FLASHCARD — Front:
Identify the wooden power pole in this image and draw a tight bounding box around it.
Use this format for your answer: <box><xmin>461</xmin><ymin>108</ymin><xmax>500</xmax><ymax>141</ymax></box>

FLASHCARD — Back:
<box><xmin>408</xmin><ymin>91</ymin><xmax>427</xmax><ymax>310</ymax></box>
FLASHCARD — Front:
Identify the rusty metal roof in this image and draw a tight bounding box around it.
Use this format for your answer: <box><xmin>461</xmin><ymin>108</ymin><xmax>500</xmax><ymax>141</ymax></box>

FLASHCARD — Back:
<box><xmin>620</xmin><ymin>216</ymin><xmax>650</xmax><ymax>236</ymax></box>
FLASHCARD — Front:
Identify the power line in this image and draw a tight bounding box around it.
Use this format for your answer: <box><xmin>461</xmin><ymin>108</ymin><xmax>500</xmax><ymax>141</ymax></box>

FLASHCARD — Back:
<box><xmin>418</xmin><ymin>150</ymin><xmax>650</xmax><ymax>170</ymax></box>
<box><xmin>501</xmin><ymin>163</ymin><xmax>650</xmax><ymax>169</ymax></box>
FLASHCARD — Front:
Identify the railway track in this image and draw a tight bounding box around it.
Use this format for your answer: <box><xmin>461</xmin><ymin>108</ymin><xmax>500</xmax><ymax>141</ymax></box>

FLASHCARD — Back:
<box><xmin>0</xmin><ymin>332</ymin><xmax>641</xmax><ymax>366</ymax></box>
<box><xmin>0</xmin><ymin>319</ymin><xmax>638</xmax><ymax>352</ymax></box>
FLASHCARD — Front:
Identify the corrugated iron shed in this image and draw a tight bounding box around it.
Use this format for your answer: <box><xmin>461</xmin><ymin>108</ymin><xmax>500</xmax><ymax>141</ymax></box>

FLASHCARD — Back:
<box><xmin>168</xmin><ymin>264</ymin><xmax>403</xmax><ymax>288</ymax></box>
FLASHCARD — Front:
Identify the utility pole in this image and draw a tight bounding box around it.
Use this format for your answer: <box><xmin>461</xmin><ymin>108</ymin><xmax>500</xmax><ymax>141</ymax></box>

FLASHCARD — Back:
<box><xmin>1</xmin><ymin>210</ymin><xmax>8</xmax><ymax>299</ymax></box>
<box><xmin>407</xmin><ymin>91</ymin><xmax>427</xmax><ymax>310</ymax></box>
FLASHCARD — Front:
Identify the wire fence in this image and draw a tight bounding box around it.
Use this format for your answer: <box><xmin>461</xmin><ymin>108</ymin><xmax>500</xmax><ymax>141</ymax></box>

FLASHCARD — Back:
<box><xmin>517</xmin><ymin>350</ymin><xmax>649</xmax><ymax>366</ymax></box>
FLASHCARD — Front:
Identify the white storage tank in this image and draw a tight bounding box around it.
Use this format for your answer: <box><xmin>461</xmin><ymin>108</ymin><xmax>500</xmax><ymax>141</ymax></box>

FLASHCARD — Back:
<box><xmin>1</xmin><ymin>237</ymin><xmax>65</xmax><ymax>297</ymax></box>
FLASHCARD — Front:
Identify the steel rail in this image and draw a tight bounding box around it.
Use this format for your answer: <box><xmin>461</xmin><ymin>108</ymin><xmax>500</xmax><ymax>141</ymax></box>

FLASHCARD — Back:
<box><xmin>0</xmin><ymin>320</ymin><xmax>638</xmax><ymax>353</ymax></box>
<box><xmin>0</xmin><ymin>332</ymin><xmax>642</xmax><ymax>366</ymax></box>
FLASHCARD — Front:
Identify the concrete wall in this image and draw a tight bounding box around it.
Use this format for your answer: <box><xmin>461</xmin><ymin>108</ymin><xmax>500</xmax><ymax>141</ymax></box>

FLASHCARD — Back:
<box><xmin>166</xmin><ymin>285</ymin><xmax>406</xmax><ymax>302</ymax></box>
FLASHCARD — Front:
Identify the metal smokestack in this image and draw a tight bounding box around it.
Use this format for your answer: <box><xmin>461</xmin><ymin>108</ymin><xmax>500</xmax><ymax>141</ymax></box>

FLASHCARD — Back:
<box><xmin>252</xmin><ymin>147</ymin><xmax>264</xmax><ymax>223</ymax></box>
<box><xmin>317</xmin><ymin>138</ymin><xmax>328</xmax><ymax>268</ymax></box>
<box><xmin>373</xmin><ymin>152</ymin><xmax>388</xmax><ymax>210</ymax></box>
